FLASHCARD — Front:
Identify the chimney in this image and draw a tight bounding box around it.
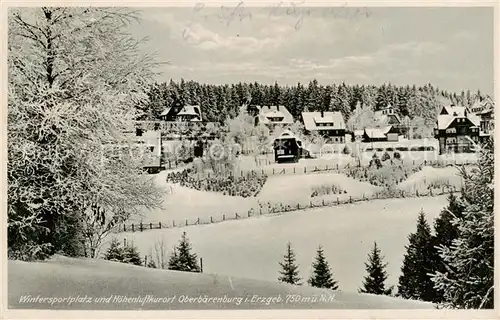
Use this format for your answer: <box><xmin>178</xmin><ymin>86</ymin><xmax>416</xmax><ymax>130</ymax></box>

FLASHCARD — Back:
<box><xmin>321</xmin><ymin>110</ymin><xmax>324</xmax><ymax>117</ymax></box>
<box><xmin>277</xmin><ymin>105</ymin><xmax>280</xmax><ymax>111</ymax></box>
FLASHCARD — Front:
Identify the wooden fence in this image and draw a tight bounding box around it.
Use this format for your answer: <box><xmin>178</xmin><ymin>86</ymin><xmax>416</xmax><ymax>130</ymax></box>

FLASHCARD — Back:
<box><xmin>114</xmin><ymin>185</ymin><xmax>462</xmax><ymax>234</ymax></box>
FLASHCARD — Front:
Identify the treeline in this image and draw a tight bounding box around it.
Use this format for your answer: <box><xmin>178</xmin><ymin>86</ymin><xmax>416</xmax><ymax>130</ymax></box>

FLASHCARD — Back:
<box><xmin>142</xmin><ymin>79</ymin><xmax>490</xmax><ymax>124</ymax></box>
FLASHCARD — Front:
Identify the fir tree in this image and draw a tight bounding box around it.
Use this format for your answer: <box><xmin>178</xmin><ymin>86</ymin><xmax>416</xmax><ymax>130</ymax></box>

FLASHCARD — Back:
<box><xmin>103</xmin><ymin>238</ymin><xmax>124</xmax><ymax>262</ymax></box>
<box><xmin>398</xmin><ymin>210</ymin><xmax>440</xmax><ymax>302</ymax></box>
<box><xmin>359</xmin><ymin>242</ymin><xmax>393</xmax><ymax>295</ymax></box>
<box><xmin>168</xmin><ymin>232</ymin><xmax>201</xmax><ymax>273</ymax></box>
<box><xmin>167</xmin><ymin>247</ymin><xmax>180</xmax><ymax>270</ymax></box>
<box><xmin>432</xmin><ymin>138</ymin><xmax>494</xmax><ymax>309</ymax></box>
<box><xmin>123</xmin><ymin>242</ymin><xmax>143</xmax><ymax>266</ymax></box>
<box><xmin>278</xmin><ymin>242</ymin><xmax>302</xmax><ymax>285</ymax></box>
<box><xmin>308</xmin><ymin>245</ymin><xmax>338</xmax><ymax>290</ymax></box>
<box><xmin>434</xmin><ymin>193</ymin><xmax>466</xmax><ymax>249</ymax></box>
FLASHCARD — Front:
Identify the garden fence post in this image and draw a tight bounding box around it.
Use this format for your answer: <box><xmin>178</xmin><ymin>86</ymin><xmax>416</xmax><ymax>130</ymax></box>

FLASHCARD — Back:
<box><xmin>294</xmin><ymin>167</ymin><xmax>296</xmax><ymax>174</ymax></box>
<box><xmin>322</xmin><ymin>199</ymin><xmax>325</xmax><ymax>206</ymax></box>
<box><xmin>337</xmin><ymin>197</ymin><xmax>339</xmax><ymax>205</ymax></box>
<box><xmin>186</xmin><ymin>219</ymin><xmax>188</xmax><ymax>226</ymax></box>
<box><xmin>140</xmin><ymin>223</ymin><xmax>143</xmax><ymax>232</ymax></box>
<box><xmin>144</xmin><ymin>255</ymin><xmax>148</xmax><ymax>267</ymax></box>
<box><xmin>150</xmin><ymin>223</ymin><xmax>152</xmax><ymax>230</ymax></box>
<box><xmin>132</xmin><ymin>224</ymin><xmax>134</xmax><ymax>232</ymax></box>
<box><xmin>210</xmin><ymin>216</ymin><xmax>213</xmax><ymax>223</ymax></box>
<box><xmin>159</xmin><ymin>222</ymin><xmax>162</xmax><ymax>229</ymax></box>
<box><xmin>349</xmin><ymin>196</ymin><xmax>352</xmax><ymax>203</ymax></box>
<box><xmin>223</xmin><ymin>214</ymin><xmax>226</xmax><ymax>221</ymax></box>
<box><xmin>273</xmin><ymin>168</ymin><xmax>275</xmax><ymax>175</ymax></box>
<box><xmin>123</xmin><ymin>224</ymin><xmax>126</xmax><ymax>232</ymax></box>
<box><xmin>304</xmin><ymin>167</ymin><xmax>306</xmax><ymax>173</ymax></box>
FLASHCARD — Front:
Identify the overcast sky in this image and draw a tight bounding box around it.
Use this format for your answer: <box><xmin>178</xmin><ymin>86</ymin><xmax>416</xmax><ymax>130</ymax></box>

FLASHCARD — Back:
<box><xmin>128</xmin><ymin>6</ymin><xmax>494</xmax><ymax>95</ymax></box>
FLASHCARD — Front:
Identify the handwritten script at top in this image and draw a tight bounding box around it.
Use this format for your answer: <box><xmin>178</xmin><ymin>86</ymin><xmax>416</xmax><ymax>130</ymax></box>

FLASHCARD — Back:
<box><xmin>188</xmin><ymin>1</ymin><xmax>372</xmax><ymax>30</ymax></box>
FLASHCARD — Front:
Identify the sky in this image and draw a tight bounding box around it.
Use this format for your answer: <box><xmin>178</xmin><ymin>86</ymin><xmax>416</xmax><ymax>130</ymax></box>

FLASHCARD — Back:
<box><xmin>128</xmin><ymin>5</ymin><xmax>494</xmax><ymax>95</ymax></box>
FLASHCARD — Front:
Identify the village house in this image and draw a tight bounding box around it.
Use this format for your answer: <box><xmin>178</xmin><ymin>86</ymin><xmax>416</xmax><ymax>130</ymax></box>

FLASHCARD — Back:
<box><xmin>301</xmin><ymin>110</ymin><xmax>348</xmax><ymax>143</ymax></box>
<box><xmin>159</xmin><ymin>98</ymin><xmax>202</xmax><ymax>122</ymax></box>
<box><xmin>476</xmin><ymin>104</ymin><xmax>494</xmax><ymax>144</ymax></box>
<box><xmin>374</xmin><ymin>103</ymin><xmax>401</xmax><ymax>126</ymax></box>
<box><xmin>249</xmin><ymin>105</ymin><xmax>294</xmax><ymax>126</ymax></box>
<box><xmin>434</xmin><ymin>104</ymin><xmax>481</xmax><ymax>154</ymax></box>
<box><xmin>362</xmin><ymin>126</ymin><xmax>400</xmax><ymax>143</ymax></box>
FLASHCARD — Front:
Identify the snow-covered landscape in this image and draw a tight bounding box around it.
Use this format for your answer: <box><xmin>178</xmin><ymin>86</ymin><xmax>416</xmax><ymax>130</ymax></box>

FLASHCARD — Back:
<box><xmin>6</xmin><ymin>5</ymin><xmax>494</xmax><ymax>314</ymax></box>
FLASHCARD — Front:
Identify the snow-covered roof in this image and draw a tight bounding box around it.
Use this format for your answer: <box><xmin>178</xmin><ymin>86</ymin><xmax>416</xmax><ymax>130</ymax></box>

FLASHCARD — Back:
<box><xmin>177</xmin><ymin>105</ymin><xmax>201</xmax><ymax>117</ymax></box>
<box><xmin>275</xmin><ymin>129</ymin><xmax>300</xmax><ymax>141</ymax></box>
<box><xmin>364</xmin><ymin>128</ymin><xmax>387</xmax><ymax>139</ymax></box>
<box><xmin>257</xmin><ymin>105</ymin><xmax>293</xmax><ymax>124</ymax></box>
<box><xmin>437</xmin><ymin>105</ymin><xmax>481</xmax><ymax>129</ymax></box>
<box><xmin>160</xmin><ymin>107</ymin><xmax>171</xmax><ymax>117</ymax></box>
<box><xmin>302</xmin><ymin>111</ymin><xmax>346</xmax><ymax>131</ymax></box>
<box><xmin>354</xmin><ymin>130</ymin><xmax>364</xmax><ymax>136</ymax></box>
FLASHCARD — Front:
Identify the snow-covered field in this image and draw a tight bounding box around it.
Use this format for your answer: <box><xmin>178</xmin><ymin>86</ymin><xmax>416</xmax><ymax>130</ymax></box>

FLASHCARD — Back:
<box><xmin>133</xmin><ymin>170</ymin><xmax>382</xmax><ymax>224</ymax></box>
<box><xmin>116</xmin><ymin>196</ymin><xmax>448</xmax><ymax>293</ymax></box>
<box><xmin>8</xmin><ymin>255</ymin><xmax>434</xmax><ymax>309</ymax></box>
<box><xmin>398</xmin><ymin>166</ymin><xmax>465</xmax><ymax>194</ymax></box>
<box><xmin>258</xmin><ymin>173</ymin><xmax>382</xmax><ymax>205</ymax></box>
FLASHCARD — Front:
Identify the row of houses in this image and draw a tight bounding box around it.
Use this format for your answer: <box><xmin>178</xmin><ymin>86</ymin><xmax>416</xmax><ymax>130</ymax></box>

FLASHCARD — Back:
<box><xmin>152</xmin><ymin>96</ymin><xmax>494</xmax><ymax>154</ymax></box>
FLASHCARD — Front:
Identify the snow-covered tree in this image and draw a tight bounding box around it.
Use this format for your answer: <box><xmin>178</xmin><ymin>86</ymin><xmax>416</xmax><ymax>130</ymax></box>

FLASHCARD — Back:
<box><xmin>346</xmin><ymin>102</ymin><xmax>387</xmax><ymax>131</ymax></box>
<box><xmin>278</xmin><ymin>242</ymin><xmax>302</xmax><ymax>285</ymax></box>
<box><xmin>122</xmin><ymin>241</ymin><xmax>142</xmax><ymax>266</ymax></box>
<box><xmin>168</xmin><ymin>232</ymin><xmax>201</xmax><ymax>273</ymax></box>
<box><xmin>308</xmin><ymin>245</ymin><xmax>338</xmax><ymax>290</ymax></box>
<box><xmin>359</xmin><ymin>242</ymin><xmax>393</xmax><ymax>295</ymax></box>
<box><xmin>398</xmin><ymin>210</ymin><xmax>440</xmax><ymax>302</ymax></box>
<box><xmin>103</xmin><ymin>238</ymin><xmax>124</xmax><ymax>262</ymax></box>
<box><xmin>7</xmin><ymin>8</ymin><xmax>164</xmax><ymax>260</ymax></box>
<box><xmin>432</xmin><ymin>139</ymin><xmax>494</xmax><ymax>309</ymax></box>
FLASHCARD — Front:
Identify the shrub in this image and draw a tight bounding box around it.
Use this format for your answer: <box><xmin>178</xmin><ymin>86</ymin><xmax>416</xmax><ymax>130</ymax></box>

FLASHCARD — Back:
<box><xmin>381</xmin><ymin>152</ymin><xmax>391</xmax><ymax>162</ymax></box>
<box><xmin>386</xmin><ymin>147</ymin><xmax>394</xmax><ymax>152</ymax></box>
<box><xmin>166</xmin><ymin>170</ymin><xmax>268</xmax><ymax>198</ymax></box>
<box><xmin>344</xmin><ymin>164</ymin><xmax>423</xmax><ymax>188</ymax></box>
<box><xmin>393</xmin><ymin>151</ymin><xmax>402</xmax><ymax>160</ymax></box>
<box><xmin>311</xmin><ymin>183</ymin><xmax>346</xmax><ymax>197</ymax></box>
<box><xmin>342</xmin><ymin>145</ymin><xmax>351</xmax><ymax>154</ymax></box>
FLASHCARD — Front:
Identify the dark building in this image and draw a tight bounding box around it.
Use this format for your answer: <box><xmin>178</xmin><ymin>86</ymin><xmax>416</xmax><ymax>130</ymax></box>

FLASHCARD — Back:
<box><xmin>434</xmin><ymin>105</ymin><xmax>481</xmax><ymax>154</ymax></box>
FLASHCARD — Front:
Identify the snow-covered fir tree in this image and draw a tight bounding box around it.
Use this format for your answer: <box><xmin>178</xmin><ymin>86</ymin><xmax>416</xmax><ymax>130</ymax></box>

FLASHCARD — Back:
<box><xmin>398</xmin><ymin>210</ymin><xmax>440</xmax><ymax>302</ymax></box>
<box><xmin>168</xmin><ymin>232</ymin><xmax>201</xmax><ymax>273</ymax></box>
<box><xmin>103</xmin><ymin>238</ymin><xmax>124</xmax><ymax>262</ymax></box>
<box><xmin>278</xmin><ymin>242</ymin><xmax>302</xmax><ymax>285</ymax></box>
<box><xmin>432</xmin><ymin>138</ymin><xmax>494</xmax><ymax>309</ymax></box>
<box><xmin>123</xmin><ymin>242</ymin><xmax>143</xmax><ymax>266</ymax></box>
<box><xmin>308</xmin><ymin>245</ymin><xmax>338</xmax><ymax>290</ymax></box>
<box><xmin>359</xmin><ymin>242</ymin><xmax>393</xmax><ymax>295</ymax></box>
